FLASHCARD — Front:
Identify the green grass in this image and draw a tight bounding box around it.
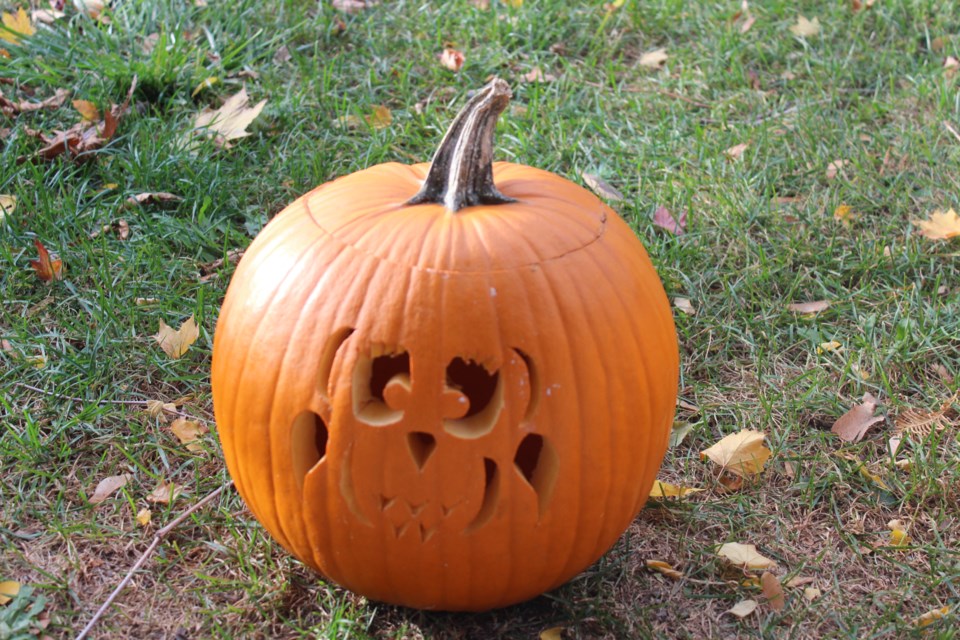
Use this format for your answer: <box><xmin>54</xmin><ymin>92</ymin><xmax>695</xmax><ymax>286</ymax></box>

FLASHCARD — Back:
<box><xmin>2</xmin><ymin>0</ymin><xmax>959</xmax><ymax>637</ymax></box>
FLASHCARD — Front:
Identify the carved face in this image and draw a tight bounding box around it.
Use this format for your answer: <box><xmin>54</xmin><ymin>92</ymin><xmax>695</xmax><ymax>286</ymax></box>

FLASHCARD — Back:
<box><xmin>291</xmin><ymin>331</ymin><xmax>558</xmax><ymax>546</ymax></box>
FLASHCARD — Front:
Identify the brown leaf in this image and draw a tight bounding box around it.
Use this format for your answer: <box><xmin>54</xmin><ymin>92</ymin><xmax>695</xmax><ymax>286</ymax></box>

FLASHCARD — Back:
<box><xmin>170</xmin><ymin>417</ymin><xmax>208</xmax><ymax>452</ymax></box>
<box><xmin>761</xmin><ymin>572</ymin><xmax>786</xmax><ymax>611</ymax></box>
<box><xmin>89</xmin><ymin>474</ymin><xmax>131</xmax><ymax>505</ymax></box>
<box><xmin>653</xmin><ymin>205</ymin><xmax>687</xmax><ymax>235</ymax></box>
<box><xmin>439</xmin><ymin>48</ymin><xmax>465</xmax><ymax>72</ymax></box>
<box><xmin>29</xmin><ymin>239</ymin><xmax>64</xmax><ymax>281</ymax></box>
<box><xmin>913</xmin><ymin>208</ymin><xmax>960</xmax><ymax>240</ymax></box>
<box><xmin>581</xmin><ymin>173</ymin><xmax>624</xmax><ymax>201</ymax></box>
<box><xmin>145</xmin><ymin>399</ymin><xmax>178</xmax><ymax>419</ymax></box>
<box><xmin>124</xmin><ymin>192</ymin><xmax>182</xmax><ymax>208</ymax></box>
<box><xmin>199</xmin><ymin>248</ymin><xmax>245</xmax><ymax>276</ymax></box>
<box><xmin>639</xmin><ymin>48</ymin><xmax>668</xmax><ymax>68</ymax></box>
<box><xmin>273</xmin><ymin>44</ymin><xmax>291</xmax><ymax>64</ymax></box>
<box><xmin>724</xmin><ymin>142</ymin><xmax>748</xmax><ymax>159</ymax></box>
<box><xmin>522</xmin><ymin>67</ymin><xmax>557</xmax><ymax>83</ymax></box>
<box><xmin>192</xmin><ymin>87</ymin><xmax>267</xmax><ymax>148</ymax></box>
<box><xmin>786</xmin><ymin>300</ymin><xmax>830</xmax><ymax>314</ymax></box>
<box><xmin>894</xmin><ymin>392</ymin><xmax>958</xmax><ymax>439</ymax></box>
<box><xmin>366</xmin><ymin>105</ymin><xmax>392</xmax><ymax>129</ymax></box>
<box><xmin>718</xmin><ymin>542</ymin><xmax>777</xmax><ymax>570</ymax></box>
<box><xmin>154</xmin><ymin>316</ymin><xmax>200</xmax><ymax>359</ymax></box>
<box><xmin>825</xmin><ymin>159</ymin><xmax>848</xmax><ymax>180</ymax></box>
<box><xmin>831</xmin><ymin>393</ymin><xmax>884</xmax><ymax>442</ymax></box>
<box><xmin>90</xmin><ymin>219</ymin><xmax>129</xmax><ymax>240</ymax></box>
<box><xmin>146</xmin><ymin>480</ymin><xmax>183</xmax><ymax>504</ymax></box>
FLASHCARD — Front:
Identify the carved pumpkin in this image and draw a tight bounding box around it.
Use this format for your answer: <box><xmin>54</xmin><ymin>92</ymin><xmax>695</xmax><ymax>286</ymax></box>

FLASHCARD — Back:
<box><xmin>211</xmin><ymin>79</ymin><xmax>678</xmax><ymax>611</ymax></box>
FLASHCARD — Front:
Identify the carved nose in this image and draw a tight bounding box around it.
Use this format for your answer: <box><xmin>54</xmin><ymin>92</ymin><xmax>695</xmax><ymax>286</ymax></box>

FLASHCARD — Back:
<box><xmin>407</xmin><ymin>431</ymin><xmax>437</xmax><ymax>471</ymax></box>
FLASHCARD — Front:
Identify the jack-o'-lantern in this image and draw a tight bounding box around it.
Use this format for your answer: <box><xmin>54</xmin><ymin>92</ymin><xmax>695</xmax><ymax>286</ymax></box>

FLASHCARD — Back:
<box><xmin>211</xmin><ymin>79</ymin><xmax>678</xmax><ymax>611</ymax></box>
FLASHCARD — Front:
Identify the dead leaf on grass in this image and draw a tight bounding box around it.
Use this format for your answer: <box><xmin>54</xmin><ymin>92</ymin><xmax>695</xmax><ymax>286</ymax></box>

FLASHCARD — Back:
<box><xmin>72</xmin><ymin>99</ymin><xmax>100</xmax><ymax>122</ymax></box>
<box><xmin>725</xmin><ymin>142</ymin><xmax>748</xmax><ymax>159</ymax></box>
<box><xmin>29</xmin><ymin>239</ymin><xmax>64</xmax><ymax>282</ymax></box>
<box><xmin>0</xmin><ymin>580</ymin><xmax>20</xmax><ymax>605</ymax></box>
<box><xmin>154</xmin><ymin>316</ymin><xmax>200</xmax><ymax>359</ymax></box>
<box><xmin>439</xmin><ymin>48</ymin><xmax>465</xmax><ymax>72</ymax></box>
<box><xmin>911</xmin><ymin>606</ymin><xmax>950</xmax><ymax>629</ymax></box>
<box><xmin>170</xmin><ymin>417</ymin><xmax>208</xmax><ymax>452</ymax></box>
<box><xmin>817</xmin><ymin>340</ymin><xmax>843</xmax><ymax>354</ymax></box>
<box><xmin>89</xmin><ymin>473</ymin><xmax>131</xmax><ymax>505</ymax></box>
<box><xmin>124</xmin><ymin>192</ymin><xmax>182</xmax><ymax>208</ymax></box>
<box><xmin>522</xmin><ymin>67</ymin><xmax>556</xmax><ymax>83</ymax></box>
<box><xmin>366</xmin><ymin>105</ymin><xmax>392</xmax><ymax>129</ymax></box>
<box><xmin>701</xmin><ymin>430</ymin><xmax>771</xmax><ymax>477</ymax></box>
<box><xmin>717</xmin><ymin>542</ymin><xmax>777</xmax><ymax>570</ymax></box>
<box><xmin>1</xmin><ymin>7</ymin><xmax>34</xmax><ymax>44</ymax></box>
<box><xmin>192</xmin><ymin>88</ymin><xmax>267</xmax><ymax>148</ymax></box>
<box><xmin>90</xmin><ymin>219</ymin><xmax>129</xmax><ymax>240</ymax></box>
<box><xmin>273</xmin><ymin>44</ymin><xmax>291</xmax><ymax>64</ymax></box>
<box><xmin>0</xmin><ymin>194</ymin><xmax>15</xmax><ymax>222</ymax></box>
<box><xmin>834</xmin><ymin>204</ymin><xmax>857</xmax><ymax>225</ymax></box>
<box><xmin>761</xmin><ymin>572</ymin><xmax>785</xmax><ymax>611</ymax></box>
<box><xmin>786</xmin><ymin>300</ymin><xmax>830</xmax><ymax>314</ymax></box>
<box><xmin>146</xmin><ymin>399</ymin><xmax>178</xmax><ymax>419</ymax></box>
<box><xmin>74</xmin><ymin>0</ymin><xmax>107</xmax><ymax>19</ymax></box>
<box><xmin>894</xmin><ymin>392</ymin><xmax>959</xmax><ymax>439</ymax></box>
<box><xmin>887</xmin><ymin>519</ymin><xmax>911</xmax><ymax>547</ymax></box>
<box><xmin>581</xmin><ymin>173</ymin><xmax>623</xmax><ymax>202</ymax></box>
<box><xmin>191</xmin><ymin>76</ymin><xmax>219</xmax><ymax>98</ymax></box>
<box><xmin>669</xmin><ymin>421</ymin><xmax>694</xmax><ymax>447</ymax></box>
<box><xmin>538</xmin><ymin>627</ymin><xmax>563</xmax><ymax>640</ymax></box>
<box><xmin>825</xmin><ymin>159</ymin><xmax>848</xmax><ymax>180</ymax></box>
<box><xmin>725</xmin><ymin>599</ymin><xmax>758</xmax><ymax>618</ymax></box>
<box><xmin>199</xmin><ymin>248</ymin><xmax>245</xmax><ymax>277</ymax></box>
<box><xmin>789</xmin><ymin>15</ymin><xmax>820</xmax><ymax>38</ymax></box>
<box><xmin>639</xmin><ymin>47</ymin><xmax>668</xmax><ymax>68</ymax></box>
<box><xmin>653</xmin><ymin>205</ymin><xmax>686</xmax><ymax>235</ymax></box>
<box><xmin>649</xmin><ymin>481</ymin><xmax>703</xmax><ymax>499</ymax></box>
<box><xmin>673</xmin><ymin>297</ymin><xmax>695</xmax><ymax>315</ymax></box>
<box><xmin>831</xmin><ymin>392</ymin><xmax>884</xmax><ymax>443</ymax></box>
<box><xmin>32</xmin><ymin>9</ymin><xmax>65</xmax><ymax>24</ymax></box>
<box><xmin>332</xmin><ymin>0</ymin><xmax>374</xmax><ymax>13</ymax></box>
<box><xmin>913</xmin><ymin>208</ymin><xmax>960</xmax><ymax>240</ymax></box>
<box><xmin>146</xmin><ymin>480</ymin><xmax>183</xmax><ymax>504</ymax></box>
<box><xmin>136</xmin><ymin>508</ymin><xmax>152</xmax><ymax>526</ymax></box>
<box><xmin>804</xmin><ymin>587</ymin><xmax>821</xmax><ymax>601</ymax></box>
<box><xmin>646</xmin><ymin>560</ymin><xmax>683</xmax><ymax>580</ymax></box>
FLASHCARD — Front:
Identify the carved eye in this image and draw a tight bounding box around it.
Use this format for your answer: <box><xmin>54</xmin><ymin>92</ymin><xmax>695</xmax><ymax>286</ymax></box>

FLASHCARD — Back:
<box><xmin>442</xmin><ymin>357</ymin><xmax>503</xmax><ymax>438</ymax></box>
<box><xmin>353</xmin><ymin>351</ymin><xmax>411</xmax><ymax>426</ymax></box>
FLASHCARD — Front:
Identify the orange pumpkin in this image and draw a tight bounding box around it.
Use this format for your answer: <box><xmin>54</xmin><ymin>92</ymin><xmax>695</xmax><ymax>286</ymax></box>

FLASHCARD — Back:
<box><xmin>211</xmin><ymin>79</ymin><xmax>678</xmax><ymax>611</ymax></box>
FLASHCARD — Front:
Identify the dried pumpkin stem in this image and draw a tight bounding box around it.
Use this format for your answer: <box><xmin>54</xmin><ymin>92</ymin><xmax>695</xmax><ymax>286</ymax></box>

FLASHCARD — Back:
<box><xmin>407</xmin><ymin>78</ymin><xmax>516</xmax><ymax>212</ymax></box>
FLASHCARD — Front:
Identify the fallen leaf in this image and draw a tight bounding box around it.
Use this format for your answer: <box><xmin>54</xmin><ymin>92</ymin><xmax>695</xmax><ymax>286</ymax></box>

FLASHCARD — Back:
<box><xmin>804</xmin><ymin>587</ymin><xmax>821</xmax><ymax>601</ymax></box>
<box><xmin>154</xmin><ymin>316</ymin><xmax>200</xmax><ymax>359</ymax></box>
<box><xmin>831</xmin><ymin>392</ymin><xmax>883</xmax><ymax>443</ymax></box>
<box><xmin>199</xmin><ymin>248</ymin><xmax>245</xmax><ymax>276</ymax></box>
<box><xmin>146</xmin><ymin>480</ymin><xmax>183</xmax><ymax>504</ymax></box>
<box><xmin>539</xmin><ymin>627</ymin><xmax>562</xmax><ymax>640</ymax></box>
<box><xmin>913</xmin><ymin>208</ymin><xmax>960</xmax><ymax>240</ymax></box>
<box><xmin>581</xmin><ymin>173</ymin><xmax>624</xmax><ymax>201</ymax></box>
<box><xmin>725</xmin><ymin>599</ymin><xmax>758</xmax><ymax>618</ymax></box>
<box><xmin>124</xmin><ymin>192</ymin><xmax>183</xmax><ymax>208</ymax></box>
<box><xmin>29</xmin><ymin>239</ymin><xmax>64</xmax><ymax>282</ymax></box>
<box><xmin>786</xmin><ymin>300</ymin><xmax>830</xmax><ymax>314</ymax></box>
<box><xmin>718</xmin><ymin>542</ymin><xmax>777</xmax><ymax>570</ymax></box>
<box><xmin>673</xmin><ymin>297</ymin><xmax>695</xmax><ymax>315</ymax></box>
<box><xmin>192</xmin><ymin>88</ymin><xmax>267</xmax><ymax>148</ymax></box>
<box><xmin>1</xmin><ymin>88</ymin><xmax>70</xmax><ymax>116</ymax></box>
<box><xmin>944</xmin><ymin>56</ymin><xmax>960</xmax><ymax>77</ymax></box>
<box><xmin>90</xmin><ymin>219</ymin><xmax>129</xmax><ymax>240</ymax></box>
<box><xmin>503</xmin><ymin>0</ymin><xmax>523</xmax><ymax>7</ymax></box>
<box><xmin>761</xmin><ymin>572</ymin><xmax>785</xmax><ymax>611</ymax></box>
<box><xmin>366</xmin><ymin>105</ymin><xmax>392</xmax><ymax>129</ymax></box>
<box><xmin>89</xmin><ymin>474</ymin><xmax>131</xmax><ymax>505</ymax></box>
<box><xmin>789</xmin><ymin>15</ymin><xmax>820</xmax><ymax>38</ymax></box>
<box><xmin>74</xmin><ymin>0</ymin><xmax>106</xmax><ymax>19</ymax></box>
<box><xmin>669</xmin><ymin>421</ymin><xmax>694</xmax><ymax>447</ymax></box>
<box><xmin>72</xmin><ymin>99</ymin><xmax>100</xmax><ymax>122</ymax></box>
<box><xmin>1</xmin><ymin>7</ymin><xmax>34</xmax><ymax>44</ymax></box>
<box><xmin>725</xmin><ymin>142</ymin><xmax>748</xmax><ymax>159</ymax></box>
<box><xmin>825</xmin><ymin>159</ymin><xmax>847</xmax><ymax>180</ymax></box>
<box><xmin>191</xmin><ymin>76</ymin><xmax>219</xmax><ymax>98</ymax></box>
<box><xmin>332</xmin><ymin>0</ymin><xmax>373</xmax><ymax>13</ymax></box>
<box><xmin>834</xmin><ymin>204</ymin><xmax>857</xmax><ymax>225</ymax></box>
<box><xmin>170</xmin><ymin>417</ymin><xmax>208</xmax><ymax>452</ymax></box>
<box><xmin>0</xmin><ymin>580</ymin><xmax>20</xmax><ymax>605</ymax></box>
<box><xmin>146</xmin><ymin>399</ymin><xmax>178</xmax><ymax>419</ymax></box>
<box><xmin>439</xmin><ymin>48</ymin><xmax>465</xmax><ymax>72</ymax></box>
<box><xmin>887</xmin><ymin>519</ymin><xmax>910</xmax><ymax>547</ymax></box>
<box><xmin>701</xmin><ymin>430</ymin><xmax>772</xmax><ymax>477</ymax></box>
<box><xmin>649</xmin><ymin>481</ymin><xmax>703</xmax><ymax>499</ymax></box>
<box><xmin>646</xmin><ymin>560</ymin><xmax>683</xmax><ymax>580</ymax></box>
<box><xmin>653</xmin><ymin>206</ymin><xmax>686</xmax><ymax>235</ymax></box>
<box><xmin>817</xmin><ymin>340</ymin><xmax>843</xmax><ymax>353</ymax></box>
<box><xmin>32</xmin><ymin>9</ymin><xmax>65</xmax><ymax>24</ymax></box>
<box><xmin>911</xmin><ymin>606</ymin><xmax>950</xmax><ymax>629</ymax></box>
<box><xmin>859</xmin><ymin>465</ymin><xmax>891</xmax><ymax>491</ymax></box>
<box><xmin>522</xmin><ymin>67</ymin><xmax>556</xmax><ymax>83</ymax></box>
<box><xmin>740</xmin><ymin>14</ymin><xmax>756</xmax><ymax>34</ymax></box>
<box><xmin>639</xmin><ymin>47</ymin><xmax>668</xmax><ymax>68</ymax></box>
<box><xmin>273</xmin><ymin>45</ymin><xmax>291</xmax><ymax>64</ymax></box>
<box><xmin>136</xmin><ymin>508</ymin><xmax>152</xmax><ymax>526</ymax></box>
<box><xmin>785</xmin><ymin>576</ymin><xmax>816</xmax><ymax>588</ymax></box>
<box><xmin>0</xmin><ymin>194</ymin><xmax>15</xmax><ymax>222</ymax></box>
<box><xmin>895</xmin><ymin>392</ymin><xmax>959</xmax><ymax>439</ymax></box>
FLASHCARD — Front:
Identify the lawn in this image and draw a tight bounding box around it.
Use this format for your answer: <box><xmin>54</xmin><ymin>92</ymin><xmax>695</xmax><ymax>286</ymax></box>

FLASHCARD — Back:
<box><xmin>1</xmin><ymin>0</ymin><xmax>959</xmax><ymax>638</ymax></box>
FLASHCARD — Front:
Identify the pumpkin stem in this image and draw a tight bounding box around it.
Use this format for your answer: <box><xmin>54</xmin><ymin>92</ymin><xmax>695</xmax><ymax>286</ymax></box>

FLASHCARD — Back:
<box><xmin>407</xmin><ymin>78</ymin><xmax>516</xmax><ymax>212</ymax></box>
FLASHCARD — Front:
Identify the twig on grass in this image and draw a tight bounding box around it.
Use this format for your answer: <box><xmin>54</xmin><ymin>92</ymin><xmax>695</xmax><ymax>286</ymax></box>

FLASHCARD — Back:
<box><xmin>12</xmin><ymin>382</ymin><xmax>212</xmax><ymax>423</ymax></box>
<box><xmin>74</xmin><ymin>482</ymin><xmax>233</xmax><ymax>640</ymax></box>
<box><xmin>942</xmin><ymin>120</ymin><xmax>960</xmax><ymax>145</ymax></box>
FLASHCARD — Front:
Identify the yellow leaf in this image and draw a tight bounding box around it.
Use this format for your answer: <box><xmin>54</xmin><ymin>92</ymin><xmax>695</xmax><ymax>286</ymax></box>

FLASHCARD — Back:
<box><xmin>89</xmin><ymin>474</ymin><xmax>131</xmax><ymax>505</ymax></box>
<box><xmin>649</xmin><ymin>480</ymin><xmax>703</xmax><ymax>499</ymax></box>
<box><xmin>136</xmin><ymin>508</ymin><xmax>152</xmax><ymax>526</ymax></box>
<box><xmin>72</xmin><ymin>99</ymin><xmax>100</xmax><ymax>122</ymax></box>
<box><xmin>761</xmin><ymin>572</ymin><xmax>785</xmax><ymax>611</ymax></box>
<box><xmin>0</xmin><ymin>581</ymin><xmax>20</xmax><ymax>605</ymax></box>
<box><xmin>147</xmin><ymin>480</ymin><xmax>183</xmax><ymax>504</ymax></box>
<box><xmin>154</xmin><ymin>316</ymin><xmax>200</xmax><ymax>359</ymax></box>
<box><xmin>789</xmin><ymin>15</ymin><xmax>820</xmax><ymax>38</ymax></box>
<box><xmin>913</xmin><ymin>208</ymin><xmax>960</xmax><ymax>240</ymax></box>
<box><xmin>192</xmin><ymin>88</ymin><xmax>267</xmax><ymax>147</ymax></box>
<box><xmin>831</xmin><ymin>392</ymin><xmax>884</xmax><ymax>443</ymax></box>
<box><xmin>858</xmin><ymin>465</ymin><xmax>890</xmax><ymax>491</ymax></box>
<box><xmin>833</xmin><ymin>204</ymin><xmax>857</xmax><ymax>225</ymax></box>
<box><xmin>170</xmin><ymin>417</ymin><xmax>208</xmax><ymax>452</ymax></box>
<box><xmin>0</xmin><ymin>194</ymin><xmax>15</xmax><ymax>223</ymax></box>
<box><xmin>725</xmin><ymin>599</ymin><xmax>758</xmax><ymax>618</ymax></box>
<box><xmin>817</xmin><ymin>340</ymin><xmax>843</xmax><ymax>354</ymax></box>
<box><xmin>1</xmin><ymin>8</ymin><xmax>34</xmax><ymax>44</ymax></box>
<box><xmin>503</xmin><ymin>0</ymin><xmax>523</xmax><ymax>7</ymax></box>
<box><xmin>717</xmin><ymin>542</ymin><xmax>777</xmax><ymax>570</ymax></box>
<box><xmin>366</xmin><ymin>105</ymin><xmax>392</xmax><ymax>129</ymax></box>
<box><xmin>538</xmin><ymin>627</ymin><xmax>562</xmax><ymax>640</ymax></box>
<box><xmin>700</xmin><ymin>429</ymin><xmax>772</xmax><ymax>477</ymax></box>
<box><xmin>191</xmin><ymin>76</ymin><xmax>219</xmax><ymax>98</ymax></box>
<box><xmin>911</xmin><ymin>606</ymin><xmax>950</xmax><ymax>629</ymax></box>
<box><xmin>639</xmin><ymin>47</ymin><xmax>668</xmax><ymax>69</ymax></box>
<box><xmin>646</xmin><ymin>560</ymin><xmax>683</xmax><ymax>580</ymax></box>
<box><xmin>888</xmin><ymin>519</ymin><xmax>911</xmax><ymax>547</ymax></box>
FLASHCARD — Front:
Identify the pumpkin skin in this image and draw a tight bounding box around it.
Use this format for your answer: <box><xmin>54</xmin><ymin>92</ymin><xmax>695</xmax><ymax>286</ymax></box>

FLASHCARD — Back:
<box><xmin>211</xmin><ymin>82</ymin><xmax>678</xmax><ymax>611</ymax></box>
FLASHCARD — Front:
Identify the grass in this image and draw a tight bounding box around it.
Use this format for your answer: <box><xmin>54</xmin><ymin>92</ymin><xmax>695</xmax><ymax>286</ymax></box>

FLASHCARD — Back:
<box><xmin>1</xmin><ymin>0</ymin><xmax>959</xmax><ymax>637</ymax></box>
